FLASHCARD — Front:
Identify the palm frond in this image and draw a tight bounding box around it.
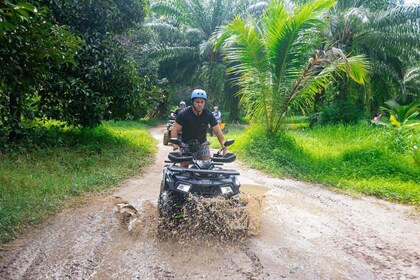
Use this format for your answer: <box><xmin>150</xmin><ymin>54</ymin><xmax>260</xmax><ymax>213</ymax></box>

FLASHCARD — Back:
<box><xmin>247</xmin><ymin>1</ymin><xmax>269</xmax><ymax>17</ymax></box>
<box><xmin>265</xmin><ymin>0</ymin><xmax>335</xmax><ymax>88</ymax></box>
<box><xmin>213</xmin><ymin>15</ymin><xmax>268</xmax><ymax>75</ymax></box>
<box><xmin>150</xmin><ymin>0</ymin><xmax>190</xmax><ymax>26</ymax></box>
<box><xmin>143</xmin><ymin>44</ymin><xmax>196</xmax><ymax>62</ymax></box>
<box><xmin>144</xmin><ymin>21</ymin><xmax>178</xmax><ymax>33</ymax></box>
<box><xmin>327</xmin><ymin>2</ymin><xmax>420</xmax><ymax>112</ymax></box>
<box><xmin>404</xmin><ymin>66</ymin><xmax>420</xmax><ymax>79</ymax></box>
<box><xmin>149</xmin><ymin>0</ymin><xmax>263</xmax><ymax>94</ymax></box>
<box><xmin>374</xmin><ymin>5</ymin><xmax>420</xmax><ymax>28</ymax></box>
<box><xmin>214</xmin><ymin>0</ymin><xmax>368</xmax><ymax>133</ymax></box>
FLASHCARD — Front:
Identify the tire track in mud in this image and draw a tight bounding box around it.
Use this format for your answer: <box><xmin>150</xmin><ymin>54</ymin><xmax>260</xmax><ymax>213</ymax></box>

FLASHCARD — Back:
<box><xmin>330</xmin><ymin>202</ymin><xmax>420</xmax><ymax>279</ymax></box>
<box><xmin>279</xmin><ymin>182</ymin><xmax>420</xmax><ymax>279</ymax></box>
<box><xmin>240</xmin><ymin>246</ymin><xmax>267</xmax><ymax>279</ymax></box>
<box><xmin>237</xmin><ymin>163</ymin><xmax>420</xmax><ymax>279</ymax></box>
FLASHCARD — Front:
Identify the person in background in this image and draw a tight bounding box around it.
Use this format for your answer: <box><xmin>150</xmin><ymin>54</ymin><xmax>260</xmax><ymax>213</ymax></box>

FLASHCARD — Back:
<box><xmin>212</xmin><ymin>106</ymin><xmax>222</xmax><ymax>124</ymax></box>
<box><xmin>171</xmin><ymin>89</ymin><xmax>227</xmax><ymax>166</ymax></box>
<box><xmin>173</xmin><ymin>101</ymin><xmax>186</xmax><ymax>117</ymax></box>
<box><xmin>209</xmin><ymin>106</ymin><xmax>222</xmax><ymax>136</ymax></box>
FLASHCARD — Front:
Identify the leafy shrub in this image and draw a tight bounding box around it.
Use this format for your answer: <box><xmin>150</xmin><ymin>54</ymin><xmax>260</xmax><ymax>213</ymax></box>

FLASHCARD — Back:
<box><xmin>319</xmin><ymin>98</ymin><xmax>365</xmax><ymax>125</ymax></box>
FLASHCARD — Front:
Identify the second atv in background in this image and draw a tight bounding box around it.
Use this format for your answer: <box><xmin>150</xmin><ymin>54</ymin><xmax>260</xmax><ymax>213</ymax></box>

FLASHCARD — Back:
<box><xmin>163</xmin><ymin>112</ymin><xmax>176</xmax><ymax>145</ymax></box>
<box><xmin>164</xmin><ymin>101</ymin><xmax>186</xmax><ymax>145</ymax></box>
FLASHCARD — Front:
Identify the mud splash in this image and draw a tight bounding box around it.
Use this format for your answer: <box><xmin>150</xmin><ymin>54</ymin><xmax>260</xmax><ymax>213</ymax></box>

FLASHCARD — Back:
<box><xmin>113</xmin><ymin>192</ymin><xmax>264</xmax><ymax>243</ymax></box>
<box><xmin>157</xmin><ymin>194</ymin><xmax>263</xmax><ymax>242</ymax></box>
<box><xmin>113</xmin><ymin>197</ymin><xmax>160</xmax><ymax>237</ymax></box>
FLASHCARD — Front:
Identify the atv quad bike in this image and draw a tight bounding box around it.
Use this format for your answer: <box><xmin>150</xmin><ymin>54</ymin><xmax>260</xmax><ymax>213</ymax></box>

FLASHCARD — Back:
<box><xmin>163</xmin><ymin>112</ymin><xmax>176</xmax><ymax>146</ymax></box>
<box><xmin>158</xmin><ymin>138</ymin><xmax>242</xmax><ymax>221</ymax></box>
<box><xmin>163</xmin><ymin>111</ymin><xmax>184</xmax><ymax>146</ymax></box>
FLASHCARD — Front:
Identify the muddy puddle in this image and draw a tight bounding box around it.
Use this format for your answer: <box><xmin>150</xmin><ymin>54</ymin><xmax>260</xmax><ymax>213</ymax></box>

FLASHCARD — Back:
<box><xmin>241</xmin><ymin>184</ymin><xmax>271</xmax><ymax>197</ymax></box>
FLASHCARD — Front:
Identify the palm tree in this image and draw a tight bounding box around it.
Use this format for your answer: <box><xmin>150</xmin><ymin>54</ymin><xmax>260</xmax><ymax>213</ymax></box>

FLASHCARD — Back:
<box><xmin>213</xmin><ymin>0</ymin><xmax>369</xmax><ymax>134</ymax></box>
<box><xmin>145</xmin><ymin>0</ymin><xmax>260</xmax><ymax>111</ymax></box>
<box><xmin>326</xmin><ymin>0</ymin><xmax>420</xmax><ymax>114</ymax></box>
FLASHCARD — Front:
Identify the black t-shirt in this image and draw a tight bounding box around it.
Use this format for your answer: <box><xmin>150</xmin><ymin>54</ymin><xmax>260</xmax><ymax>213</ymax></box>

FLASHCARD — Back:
<box><xmin>175</xmin><ymin>106</ymin><xmax>218</xmax><ymax>143</ymax></box>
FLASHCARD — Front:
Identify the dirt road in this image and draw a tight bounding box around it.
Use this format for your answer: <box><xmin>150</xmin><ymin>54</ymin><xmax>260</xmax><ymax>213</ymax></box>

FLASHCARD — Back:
<box><xmin>1</xmin><ymin>125</ymin><xmax>419</xmax><ymax>279</ymax></box>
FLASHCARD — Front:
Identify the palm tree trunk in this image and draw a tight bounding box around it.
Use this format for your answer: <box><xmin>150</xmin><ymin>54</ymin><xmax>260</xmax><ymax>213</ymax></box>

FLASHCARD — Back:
<box><xmin>273</xmin><ymin>63</ymin><xmax>311</xmax><ymax>133</ymax></box>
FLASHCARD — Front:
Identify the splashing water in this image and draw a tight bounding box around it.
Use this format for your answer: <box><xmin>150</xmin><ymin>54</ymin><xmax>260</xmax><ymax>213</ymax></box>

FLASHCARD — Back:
<box><xmin>157</xmin><ymin>194</ymin><xmax>264</xmax><ymax>242</ymax></box>
<box><xmin>113</xmin><ymin>191</ymin><xmax>264</xmax><ymax>244</ymax></box>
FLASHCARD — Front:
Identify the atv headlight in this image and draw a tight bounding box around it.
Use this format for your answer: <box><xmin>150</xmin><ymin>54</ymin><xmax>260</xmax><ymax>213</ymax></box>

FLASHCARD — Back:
<box><xmin>177</xmin><ymin>183</ymin><xmax>191</xmax><ymax>193</ymax></box>
<box><xmin>234</xmin><ymin>177</ymin><xmax>240</xmax><ymax>187</ymax></box>
<box><xmin>220</xmin><ymin>185</ymin><xmax>233</xmax><ymax>195</ymax></box>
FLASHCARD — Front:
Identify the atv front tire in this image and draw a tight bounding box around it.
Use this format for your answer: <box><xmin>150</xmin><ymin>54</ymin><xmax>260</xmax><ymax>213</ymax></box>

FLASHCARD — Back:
<box><xmin>157</xmin><ymin>190</ymin><xmax>183</xmax><ymax>219</ymax></box>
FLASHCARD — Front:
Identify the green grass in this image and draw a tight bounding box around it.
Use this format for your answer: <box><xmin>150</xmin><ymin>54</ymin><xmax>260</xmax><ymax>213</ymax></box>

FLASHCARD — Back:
<box><xmin>208</xmin><ymin>123</ymin><xmax>248</xmax><ymax>148</ymax></box>
<box><xmin>217</xmin><ymin>122</ymin><xmax>420</xmax><ymax>206</ymax></box>
<box><xmin>0</xmin><ymin>121</ymin><xmax>156</xmax><ymax>244</ymax></box>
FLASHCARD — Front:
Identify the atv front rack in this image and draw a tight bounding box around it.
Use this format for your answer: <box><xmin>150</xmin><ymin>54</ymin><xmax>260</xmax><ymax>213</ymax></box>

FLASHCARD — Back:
<box><xmin>167</xmin><ymin>165</ymin><xmax>240</xmax><ymax>176</ymax></box>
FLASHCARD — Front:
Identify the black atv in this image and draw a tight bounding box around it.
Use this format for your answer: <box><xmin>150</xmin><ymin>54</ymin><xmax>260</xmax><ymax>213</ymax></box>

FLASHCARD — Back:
<box><xmin>163</xmin><ymin>112</ymin><xmax>176</xmax><ymax>146</ymax></box>
<box><xmin>158</xmin><ymin>138</ymin><xmax>241</xmax><ymax>220</ymax></box>
<box><xmin>163</xmin><ymin>112</ymin><xmax>183</xmax><ymax>146</ymax></box>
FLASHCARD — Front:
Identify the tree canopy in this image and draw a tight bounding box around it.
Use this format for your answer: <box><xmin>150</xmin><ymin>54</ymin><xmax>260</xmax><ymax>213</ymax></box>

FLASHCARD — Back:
<box><xmin>0</xmin><ymin>0</ymin><xmax>148</xmax><ymax>142</ymax></box>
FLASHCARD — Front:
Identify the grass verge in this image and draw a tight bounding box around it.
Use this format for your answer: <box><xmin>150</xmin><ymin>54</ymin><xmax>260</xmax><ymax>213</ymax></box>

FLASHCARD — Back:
<box><xmin>0</xmin><ymin>121</ymin><xmax>156</xmax><ymax>244</ymax></box>
<box><xmin>211</xmin><ymin>122</ymin><xmax>419</xmax><ymax>206</ymax></box>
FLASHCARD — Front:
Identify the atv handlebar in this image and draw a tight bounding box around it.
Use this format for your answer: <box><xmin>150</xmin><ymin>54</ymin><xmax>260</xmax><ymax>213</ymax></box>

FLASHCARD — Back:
<box><xmin>167</xmin><ymin>165</ymin><xmax>239</xmax><ymax>175</ymax></box>
<box><xmin>168</xmin><ymin>152</ymin><xmax>193</xmax><ymax>163</ymax></box>
<box><xmin>212</xmin><ymin>153</ymin><xmax>236</xmax><ymax>163</ymax></box>
<box><xmin>167</xmin><ymin>138</ymin><xmax>236</xmax><ymax>163</ymax></box>
<box><xmin>168</xmin><ymin>138</ymin><xmax>235</xmax><ymax>148</ymax></box>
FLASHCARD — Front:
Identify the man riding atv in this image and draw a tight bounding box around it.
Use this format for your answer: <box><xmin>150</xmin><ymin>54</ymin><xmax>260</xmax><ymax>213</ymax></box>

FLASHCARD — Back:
<box><xmin>171</xmin><ymin>89</ymin><xmax>228</xmax><ymax>166</ymax></box>
<box><xmin>159</xmin><ymin>89</ymin><xmax>247</xmax><ymax>233</ymax></box>
<box><xmin>173</xmin><ymin>101</ymin><xmax>186</xmax><ymax>117</ymax></box>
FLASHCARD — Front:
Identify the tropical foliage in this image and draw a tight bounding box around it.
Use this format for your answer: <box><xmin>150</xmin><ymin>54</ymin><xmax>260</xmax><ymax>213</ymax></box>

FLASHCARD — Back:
<box><xmin>146</xmin><ymin>0</ymin><xmax>260</xmax><ymax>113</ymax></box>
<box><xmin>404</xmin><ymin>66</ymin><xmax>420</xmax><ymax>98</ymax></box>
<box><xmin>325</xmin><ymin>0</ymin><xmax>420</xmax><ymax>116</ymax></box>
<box><xmin>232</xmin><ymin>123</ymin><xmax>420</xmax><ymax>205</ymax></box>
<box><xmin>0</xmin><ymin>0</ymin><xmax>148</xmax><ymax>144</ymax></box>
<box><xmin>44</xmin><ymin>0</ymin><xmax>148</xmax><ymax>126</ymax></box>
<box><xmin>0</xmin><ymin>1</ymin><xmax>83</xmax><ymax>141</ymax></box>
<box><xmin>213</xmin><ymin>0</ymin><xmax>369</xmax><ymax>133</ymax></box>
<box><xmin>380</xmin><ymin>100</ymin><xmax>420</xmax><ymax>128</ymax></box>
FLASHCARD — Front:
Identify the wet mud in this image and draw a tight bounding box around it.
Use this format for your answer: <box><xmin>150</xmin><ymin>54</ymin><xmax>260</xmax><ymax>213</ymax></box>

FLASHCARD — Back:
<box><xmin>0</xmin><ymin>125</ymin><xmax>419</xmax><ymax>279</ymax></box>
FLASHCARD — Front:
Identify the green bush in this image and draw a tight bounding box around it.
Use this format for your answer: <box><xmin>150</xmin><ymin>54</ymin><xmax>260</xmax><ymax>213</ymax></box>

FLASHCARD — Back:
<box><xmin>319</xmin><ymin>98</ymin><xmax>365</xmax><ymax>125</ymax></box>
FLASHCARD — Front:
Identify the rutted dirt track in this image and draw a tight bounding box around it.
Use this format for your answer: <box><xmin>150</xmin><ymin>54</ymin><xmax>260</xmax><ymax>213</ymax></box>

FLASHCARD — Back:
<box><xmin>1</xmin><ymin>125</ymin><xmax>419</xmax><ymax>279</ymax></box>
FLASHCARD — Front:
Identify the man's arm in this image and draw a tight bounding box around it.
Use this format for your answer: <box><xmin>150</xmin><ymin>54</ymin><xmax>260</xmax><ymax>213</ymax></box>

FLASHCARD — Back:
<box><xmin>171</xmin><ymin>122</ymin><xmax>182</xmax><ymax>151</ymax></box>
<box><xmin>212</xmin><ymin>124</ymin><xmax>227</xmax><ymax>154</ymax></box>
